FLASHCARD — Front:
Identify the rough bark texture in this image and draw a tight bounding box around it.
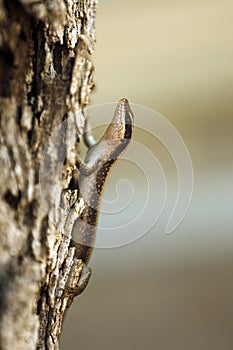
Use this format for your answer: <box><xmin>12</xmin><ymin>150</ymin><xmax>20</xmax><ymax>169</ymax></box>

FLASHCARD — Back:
<box><xmin>0</xmin><ymin>1</ymin><xmax>97</xmax><ymax>349</ymax></box>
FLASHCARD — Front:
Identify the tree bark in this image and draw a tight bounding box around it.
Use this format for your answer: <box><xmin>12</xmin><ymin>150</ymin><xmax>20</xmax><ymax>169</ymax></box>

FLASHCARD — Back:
<box><xmin>0</xmin><ymin>1</ymin><xmax>97</xmax><ymax>349</ymax></box>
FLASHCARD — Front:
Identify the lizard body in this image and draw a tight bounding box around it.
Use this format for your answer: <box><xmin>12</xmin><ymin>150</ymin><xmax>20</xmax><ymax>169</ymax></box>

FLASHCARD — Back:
<box><xmin>72</xmin><ymin>98</ymin><xmax>134</xmax><ymax>263</ymax></box>
<box><xmin>68</xmin><ymin>98</ymin><xmax>134</xmax><ymax>296</ymax></box>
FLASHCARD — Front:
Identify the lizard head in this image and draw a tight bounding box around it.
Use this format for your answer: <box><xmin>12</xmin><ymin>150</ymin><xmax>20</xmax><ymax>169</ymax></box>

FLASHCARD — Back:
<box><xmin>104</xmin><ymin>98</ymin><xmax>134</xmax><ymax>142</ymax></box>
<box><xmin>83</xmin><ymin>98</ymin><xmax>134</xmax><ymax>167</ymax></box>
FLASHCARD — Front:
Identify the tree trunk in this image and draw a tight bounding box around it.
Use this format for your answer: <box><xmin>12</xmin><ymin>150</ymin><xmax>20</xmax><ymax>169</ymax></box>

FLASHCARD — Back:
<box><xmin>0</xmin><ymin>1</ymin><xmax>97</xmax><ymax>349</ymax></box>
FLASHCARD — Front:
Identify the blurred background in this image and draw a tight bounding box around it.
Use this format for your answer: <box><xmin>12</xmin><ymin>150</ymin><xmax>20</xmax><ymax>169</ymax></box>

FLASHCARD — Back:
<box><xmin>60</xmin><ymin>0</ymin><xmax>233</xmax><ymax>349</ymax></box>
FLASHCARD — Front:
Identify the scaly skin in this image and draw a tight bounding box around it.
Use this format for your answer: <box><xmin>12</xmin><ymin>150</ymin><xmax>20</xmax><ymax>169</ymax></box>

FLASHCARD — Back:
<box><xmin>72</xmin><ymin>98</ymin><xmax>134</xmax><ymax>263</ymax></box>
<box><xmin>66</xmin><ymin>98</ymin><xmax>134</xmax><ymax>295</ymax></box>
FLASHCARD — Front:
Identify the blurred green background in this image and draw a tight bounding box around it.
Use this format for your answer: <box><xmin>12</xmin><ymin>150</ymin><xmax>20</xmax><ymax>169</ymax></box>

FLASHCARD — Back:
<box><xmin>60</xmin><ymin>0</ymin><xmax>233</xmax><ymax>349</ymax></box>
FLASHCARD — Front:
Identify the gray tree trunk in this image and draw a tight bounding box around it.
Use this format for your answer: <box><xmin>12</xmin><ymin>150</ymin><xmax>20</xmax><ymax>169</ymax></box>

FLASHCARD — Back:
<box><xmin>0</xmin><ymin>1</ymin><xmax>97</xmax><ymax>349</ymax></box>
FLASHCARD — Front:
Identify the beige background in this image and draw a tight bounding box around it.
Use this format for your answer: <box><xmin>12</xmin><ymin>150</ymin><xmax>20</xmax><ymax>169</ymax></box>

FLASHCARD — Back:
<box><xmin>60</xmin><ymin>1</ymin><xmax>233</xmax><ymax>349</ymax></box>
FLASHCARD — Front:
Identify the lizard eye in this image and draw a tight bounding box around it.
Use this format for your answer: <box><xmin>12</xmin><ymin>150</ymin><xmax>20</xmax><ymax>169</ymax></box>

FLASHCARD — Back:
<box><xmin>125</xmin><ymin>112</ymin><xmax>132</xmax><ymax>126</ymax></box>
<box><xmin>124</xmin><ymin>120</ymin><xmax>132</xmax><ymax>139</ymax></box>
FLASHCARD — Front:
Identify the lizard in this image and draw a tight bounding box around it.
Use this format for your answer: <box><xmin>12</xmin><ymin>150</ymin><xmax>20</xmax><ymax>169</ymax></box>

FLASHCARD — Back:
<box><xmin>68</xmin><ymin>98</ymin><xmax>134</xmax><ymax>296</ymax></box>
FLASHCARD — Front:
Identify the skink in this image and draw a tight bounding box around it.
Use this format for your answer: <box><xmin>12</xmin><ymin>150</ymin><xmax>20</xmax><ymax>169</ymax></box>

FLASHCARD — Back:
<box><xmin>70</xmin><ymin>98</ymin><xmax>134</xmax><ymax>294</ymax></box>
